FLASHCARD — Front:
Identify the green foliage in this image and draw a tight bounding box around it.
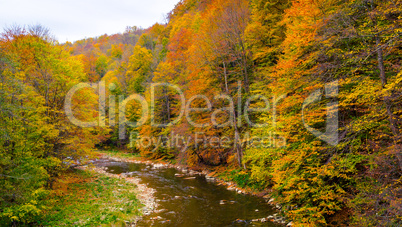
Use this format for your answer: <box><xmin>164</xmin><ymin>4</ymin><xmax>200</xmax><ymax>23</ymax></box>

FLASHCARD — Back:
<box><xmin>103</xmin><ymin>149</ymin><xmax>142</xmax><ymax>159</ymax></box>
<box><xmin>137</xmin><ymin>34</ymin><xmax>155</xmax><ymax>50</ymax></box>
<box><xmin>231</xmin><ymin>170</ymin><xmax>251</xmax><ymax>188</ymax></box>
<box><xmin>127</xmin><ymin>45</ymin><xmax>153</xmax><ymax>94</ymax></box>
<box><xmin>0</xmin><ymin>42</ymin><xmax>53</xmax><ymax>225</ymax></box>
<box><xmin>218</xmin><ymin>169</ymin><xmax>267</xmax><ymax>190</ymax></box>
<box><xmin>0</xmin><ymin>27</ymin><xmax>107</xmax><ymax>225</ymax></box>
<box><xmin>95</xmin><ymin>54</ymin><xmax>108</xmax><ymax>78</ymax></box>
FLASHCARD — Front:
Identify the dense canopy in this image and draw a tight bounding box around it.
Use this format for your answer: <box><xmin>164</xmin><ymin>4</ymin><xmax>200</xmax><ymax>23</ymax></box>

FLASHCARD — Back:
<box><xmin>0</xmin><ymin>0</ymin><xmax>401</xmax><ymax>226</ymax></box>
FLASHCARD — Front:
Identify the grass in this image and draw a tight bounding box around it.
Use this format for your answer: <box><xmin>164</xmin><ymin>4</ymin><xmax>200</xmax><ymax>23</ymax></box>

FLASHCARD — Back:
<box><xmin>39</xmin><ymin>169</ymin><xmax>142</xmax><ymax>226</ymax></box>
<box><xmin>101</xmin><ymin>149</ymin><xmax>142</xmax><ymax>159</ymax></box>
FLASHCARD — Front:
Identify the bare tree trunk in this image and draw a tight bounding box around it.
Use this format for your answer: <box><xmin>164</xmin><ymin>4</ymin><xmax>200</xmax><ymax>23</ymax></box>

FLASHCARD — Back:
<box><xmin>164</xmin><ymin>87</ymin><xmax>170</xmax><ymax>123</ymax></box>
<box><xmin>222</xmin><ymin>61</ymin><xmax>245</xmax><ymax>169</ymax></box>
<box><xmin>240</xmin><ymin>42</ymin><xmax>249</xmax><ymax>93</ymax></box>
<box><xmin>223</xmin><ymin>61</ymin><xmax>229</xmax><ymax>93</ymax></box>
<box><xmin>375</xmin><ymin>34</ymin><xmax>401</xmax><ymax>172</ymax></box>
<box><xmin>243</xmin><ymin>58</ymin><xmax>249</xmax><ymax>93</ymax></box>
<box><xmin>375</xmin><ymin>37</ymin><xmax>399</xmax><ymax>136</ymax></box>
<box><xmin>368</xmin><ymin>0</ymin><xmax>401</xmax><ymax>174</ymax></box>
<box><xmin>370</xmin><ymin>0</ymin><xmax>399</xmax><ymax>137</ymax></box>
<box><xmin>395</xmin><ymin>143</ymin><xmax>402</xmax><ymax>172</ymax></box>
<box><xmin>233</xmin><ymin>117</ymin><xmax>246</xmax><ymax>169</ymax></box>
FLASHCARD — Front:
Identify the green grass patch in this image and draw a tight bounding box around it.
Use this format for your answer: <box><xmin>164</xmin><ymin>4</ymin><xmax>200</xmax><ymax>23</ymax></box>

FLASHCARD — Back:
<box><xmin>217</xmin><ymin>169</ymin><xmax>266</xmax><ymax>191</ymax></box>
<box><xmin>39</xmin><ymin>169</ymin><xmax>142</xmax><ymax>226</ymax></box>
<box><xmin>102</xmin><ymin>149</ymin><xmax>142</xmax><ymax>159</ymax></box>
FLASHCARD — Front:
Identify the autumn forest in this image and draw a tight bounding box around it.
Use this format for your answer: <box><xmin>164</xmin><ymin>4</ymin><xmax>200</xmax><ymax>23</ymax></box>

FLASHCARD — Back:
<box><xmin>1</xmin><ymin>0</ymin><xmax>401</xmax><ymax>226</ymax></box>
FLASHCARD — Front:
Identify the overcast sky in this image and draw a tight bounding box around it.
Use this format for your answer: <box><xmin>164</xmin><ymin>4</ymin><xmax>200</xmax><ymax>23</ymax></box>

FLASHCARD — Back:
<box><xmin>0</xmin><ymin>0</ymin><xmax>180</xmax><ymax>43</ymax></box>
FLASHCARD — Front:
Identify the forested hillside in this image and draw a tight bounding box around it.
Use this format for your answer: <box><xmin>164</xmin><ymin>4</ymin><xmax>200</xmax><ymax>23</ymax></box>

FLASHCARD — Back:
<box><xmin>1</xmin><ymin>0</ymin><xmax>401</xmax><ymax>226</ymax></box>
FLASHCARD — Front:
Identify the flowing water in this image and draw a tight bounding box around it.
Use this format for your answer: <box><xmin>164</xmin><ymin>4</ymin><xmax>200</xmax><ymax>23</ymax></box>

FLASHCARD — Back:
<box><xmin>97</xmin><ymin>160</ymin><xmax>281</xmax><ymax>227</ymax></box>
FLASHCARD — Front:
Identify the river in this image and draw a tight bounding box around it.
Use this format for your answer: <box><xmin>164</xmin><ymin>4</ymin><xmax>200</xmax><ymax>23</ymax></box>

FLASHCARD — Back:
<box><xmin>96</xmin><ymin>159</ymin><xmax>282</xmax><ymax>226</ymax></box>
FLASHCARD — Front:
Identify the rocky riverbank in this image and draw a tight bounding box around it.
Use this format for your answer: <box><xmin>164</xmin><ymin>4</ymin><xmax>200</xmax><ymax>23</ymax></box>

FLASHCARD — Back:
<box><xmin>94</xmin><ymin>151</ymin><xmax>293</xmax><ymax>226</ymax></box>
<box><xmin>76</xmin><ymin>163</ymin><xmax>157</xmax><ymax>225</ymax></box>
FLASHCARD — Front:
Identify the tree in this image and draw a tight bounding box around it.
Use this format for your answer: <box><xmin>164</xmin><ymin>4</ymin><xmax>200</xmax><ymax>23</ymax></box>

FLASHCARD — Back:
<box><xmin>314</xmin><ymin>0</ymin><xmax>402</xmax><ymax>225</ymax></box>
<box><xmin>126</xmin><ymin>45</ymin><xmax>153</xmax><ymax>94</ymax></box>
<box><xmin>0</xmin><ymin>26</ymin><xmax>107</xmax><ymax>224</ymax></box>
<box><xmin>193</xmin><ymin>0</ymin><xmax>252</xmax><ymax>168</ymax></box>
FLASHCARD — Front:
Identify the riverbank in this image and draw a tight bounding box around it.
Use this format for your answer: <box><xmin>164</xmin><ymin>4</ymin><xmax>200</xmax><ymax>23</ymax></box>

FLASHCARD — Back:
<box><xmin>95</xmin><ymin>149</ymin><xmax>292</xmax><ymax>226</ymax></box>
<box><xmin>39</xmin><ymin>167</ymin><xmax>144</xmax><ymax>226</ymax></box>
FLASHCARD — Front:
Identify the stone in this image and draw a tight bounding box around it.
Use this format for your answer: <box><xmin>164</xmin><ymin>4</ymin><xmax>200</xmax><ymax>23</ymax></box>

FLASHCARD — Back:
<box><xmin>184</xmin><ymin>177</ymin><xmax>196</xmax><ymax>180</ymax></box>
<box><xmin>188</xmin><ymin>170</ymin><xmax>197</xmax><ymax>175</ymax></box>
<box><xmin>205</xmin><ymin>177</ymin><xmax>215</xmax><ymax>182</ymax></box>
<box><xmin>150</xmin><ymin>216</ymin><xmax>163</xmax><ymax>220</ymax></box>
<box><xmin>154</xmin><ymin>209</ymin><xmax>167</xmax><ymax>213</ymax></box>
<box><xmin>227</xmin><ymin>186</ymin><xmax>236</xmax><ymax>191</ymax></box>
<box><xmin>219</xmin><ymin>200</ymin><xmax>227</xmax><ymax>205</ymax></box>
<box><xmin>152</xmin><ymin>163</ymin><xmax>165</xmax><ymax>169</ymax></box>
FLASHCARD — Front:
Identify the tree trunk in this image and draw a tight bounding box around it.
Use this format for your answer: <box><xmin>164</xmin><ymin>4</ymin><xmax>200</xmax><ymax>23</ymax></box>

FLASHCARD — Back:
<box><xmin>223</xmin><ymin>61</ymin><xmax>229</xmax><ymax>93</ymax></box>
<box><xmin>375</xmin><ymin>36</ymin><xmax>400</xmax><ymax>136</ymax></box>
<box><xmin>395</xmin><ymin>143</ymin><xmax>402</xmax><ymax>172</ymax></box>
<box><xmin>233</xmin><ymin>120</ymin><xmax>246</xmax><ymax>169</ymax></box>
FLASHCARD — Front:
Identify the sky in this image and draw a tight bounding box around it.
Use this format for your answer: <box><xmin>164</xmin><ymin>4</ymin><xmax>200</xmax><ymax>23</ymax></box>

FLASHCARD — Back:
<box><xmin>0</xmin><ymin>0</ymin><xmax>181</xmax><ymax>43</ymax></box>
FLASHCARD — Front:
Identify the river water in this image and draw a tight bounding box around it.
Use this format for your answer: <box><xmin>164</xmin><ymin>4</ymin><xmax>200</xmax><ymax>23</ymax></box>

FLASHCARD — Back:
<box><xmin>97</xmin><ymin>160</ymin><xmax>281</xmax><ymax>226</ymax></box>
